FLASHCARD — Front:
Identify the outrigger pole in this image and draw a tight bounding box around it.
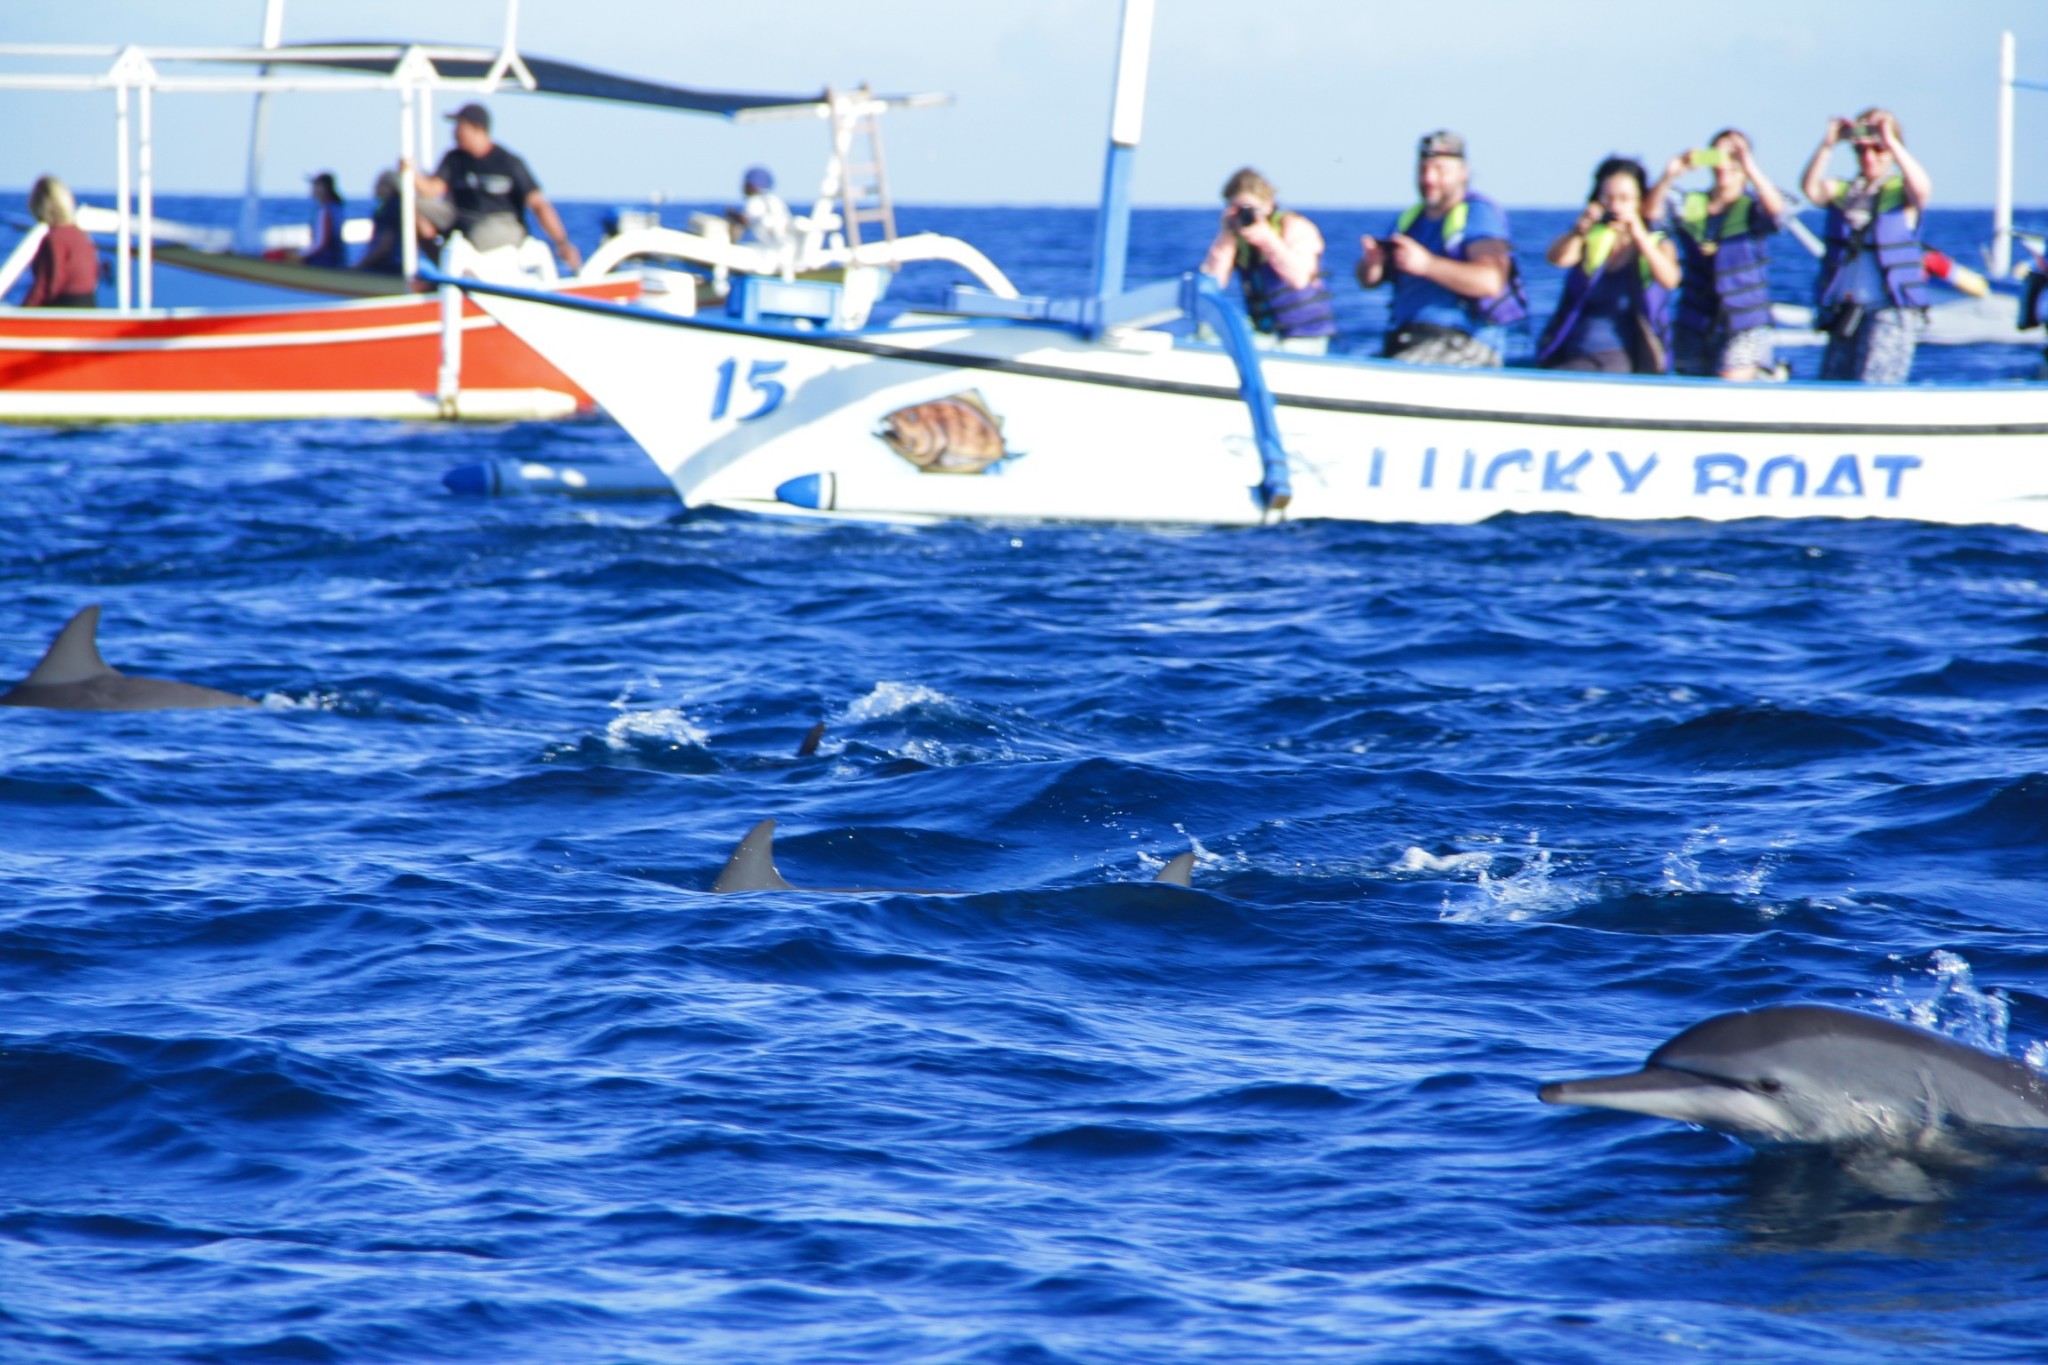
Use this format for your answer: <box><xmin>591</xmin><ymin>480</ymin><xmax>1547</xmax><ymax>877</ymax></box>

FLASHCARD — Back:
<box><xmin>1089</xmin><ymin>0</ymin><xmax>1154</xmax><ymax>298</ymax></box>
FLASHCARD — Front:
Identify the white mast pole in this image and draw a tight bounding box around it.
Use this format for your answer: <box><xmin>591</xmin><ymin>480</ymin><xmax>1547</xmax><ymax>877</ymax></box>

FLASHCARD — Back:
<box><xmin>400</xmin><ymin>81</ymin><xmax>420</xmax><ymax>279</ymax></box>
<box><xmin>236</xmin><ymin>0</ymin><xmax>286</xmax><ymax>255</ymax></box>
<box><xmin>115</xmin><ymin>80</ymin><xmax>132</xmax><ymax>312</ymax></box>
<box><xmin>139</xmin><ymin>79</ymin><xmax>154</xmax><ymax>308</ymax></box>
<box><xmin>1089</xmin><ymin>0</ymin><xmax>1156</xmax><ymax>298</ymax></box>
<box><xmin>1995</xmin><ymin>30</ymin><xmax>2016</xmax><ymax>280</ymax></box>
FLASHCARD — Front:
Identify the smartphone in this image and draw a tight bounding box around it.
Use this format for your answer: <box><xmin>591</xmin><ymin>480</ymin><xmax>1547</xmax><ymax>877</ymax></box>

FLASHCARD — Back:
<box><xmin>1692</xmin><ymin>147</ymin><xmax>1726</xmax><ymax>168</ymax></box>
<box><xmin>1847</xmin><ymin>122</ymin><xmax>1877</xmax><ymax>140</ymax></box>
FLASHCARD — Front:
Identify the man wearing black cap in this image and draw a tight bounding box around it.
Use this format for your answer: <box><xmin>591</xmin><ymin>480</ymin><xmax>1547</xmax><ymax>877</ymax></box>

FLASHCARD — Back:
<box><xmin>1356</xmin><ymin>130</ymin><xmax>1525</xmax><ymax>367</ymax></box>
<box><xmin>413</xmin><ymin>102</ymin><xmax>582</xmax><ymax>271</ymax></box>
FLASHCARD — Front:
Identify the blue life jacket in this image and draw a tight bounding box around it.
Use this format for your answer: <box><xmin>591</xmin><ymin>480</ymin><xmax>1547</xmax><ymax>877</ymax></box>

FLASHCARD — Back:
<box><xmin>1672</xmin><ymin>192</ymin><xmax>1774</xmax><ymax>336</ymax></box>
<box><xmin>1393</xmin><ymin>192</ymin><xmax>1528</xmax><ymax>327</ymax></box>
<box><xmin>1235</xmin><ymin>211</ymin><xmax>1337</xmax><ymax>338</ymax></box>
<box><xmin>1535</xmin><ymin>223</ymin><xmax>1674</xmax><ymax>372</ymax></box>
<box><xmin>304</xmin><ymin>204</ymin><xmax>346</xmax><ymax>269</ymax></box>
<box><xmin>1815</xmin><ymin>176</ymin><xmax>1926</xmax><ymax>311</ymax></box>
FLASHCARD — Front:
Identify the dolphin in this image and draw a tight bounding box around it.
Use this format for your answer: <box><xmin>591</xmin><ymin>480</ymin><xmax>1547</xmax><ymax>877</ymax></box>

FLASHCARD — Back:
<box><xmin>711</xmin><ymin>819</ymin><xmax>1197</xmax><ymax>893</ymax></box>
<box><xmin>795</xmin><ymin>721</ymin><xmax>826</xmax><ymax>758</ymax></box>
<box><xmin>2</xmin><ymin>606</ymin><xmax>257</xmax><ymax>712</ymax></box>
<box><xmin>1539</xmin><ymin>1004</ymin><xmax>2048</xmax><ymax>1157</ymax></box>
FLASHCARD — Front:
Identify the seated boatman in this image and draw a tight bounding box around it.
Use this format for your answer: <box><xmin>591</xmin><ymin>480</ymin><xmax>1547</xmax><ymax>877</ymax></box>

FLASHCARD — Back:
<box><xmin>1356</xmin><ymin>130</ymin><xmax>1526</xmax><ymax>367</ymax></box>
<box><xmin>412</xmin><ymin>102</ymin><xmax>582</xmax><ymax>272</ymax></box>
<box><xmin>1199</xmin><ymin>167</ymin><xmax>1338</xmax><ymax>354</ymax></box>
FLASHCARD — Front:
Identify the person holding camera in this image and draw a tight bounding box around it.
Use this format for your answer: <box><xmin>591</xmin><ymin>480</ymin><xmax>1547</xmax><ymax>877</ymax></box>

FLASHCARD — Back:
<box><xmin>1799</xmin><ymin>107</ymin><xmax>1931</xmax><ymax>384</ymax></box>
<box><xmin>1645</xmin><ymin>130</ymin><xmax>1788</xmax><ymax>380</ymax></box>
<box><xmin>1355</xmin><ymin>130</ymin><xmax>1526</xmax><ymax>367</ymax></box>
<box><xmin>1535</xmin><ymin>157</ymin><xmax>1681</xmax><ymax>374</ymax></box>
<box><xmin>1199</xmin><ymin>168</ymin><xmax>1336</xmax><ymax>354</ymax></box>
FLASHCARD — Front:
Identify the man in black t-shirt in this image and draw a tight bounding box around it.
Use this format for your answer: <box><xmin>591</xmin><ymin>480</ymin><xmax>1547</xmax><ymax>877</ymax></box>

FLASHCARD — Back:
<box><xmin>412</xmin><ymin>102</ymin><xmax>582</xmax><ymax>271</ymax></box>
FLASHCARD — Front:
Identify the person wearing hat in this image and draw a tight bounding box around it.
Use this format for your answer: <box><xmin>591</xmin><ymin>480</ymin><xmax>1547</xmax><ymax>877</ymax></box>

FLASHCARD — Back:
<box><xmin>1356</xmin><ymin>131</ymin><xmax>1527</xmax><ymax>367</ymax></box>
<box><xmin>726</xmin><ymin>165</ymin><xmax>793</xmax><ymax>251</ymax></box>
<box><xmin>412</xmin><ymin>102</ymin><xmax>582</xmax><ymax>271</ymax></box>
<box><xmin>299</xmin><ymin>171</ymin><xmax>347</xmax><ymax>268</ymax></box>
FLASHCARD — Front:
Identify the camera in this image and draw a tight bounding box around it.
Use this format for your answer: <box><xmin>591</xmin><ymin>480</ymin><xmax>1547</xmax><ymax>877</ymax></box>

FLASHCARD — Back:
<box><xmin>1233</xmin><ymin>204</ymin><xmax>1259</xmax><ymax>229</ymax></box>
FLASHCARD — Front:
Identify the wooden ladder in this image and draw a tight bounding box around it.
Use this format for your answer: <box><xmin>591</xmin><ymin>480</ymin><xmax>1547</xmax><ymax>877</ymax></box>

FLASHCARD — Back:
<box><xmin>829</xmin><ymin>85</ymin><xmax>897</xmax><ymax>250</ymax></box>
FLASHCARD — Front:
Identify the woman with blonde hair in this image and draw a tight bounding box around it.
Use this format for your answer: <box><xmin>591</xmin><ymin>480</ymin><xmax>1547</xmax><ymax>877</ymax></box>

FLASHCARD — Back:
<box><xmin>1199</xmin><ymin>166</ymin><xmax>1336</xmax><ymax>353</ymax></box>
<box><xmin>23</xmin><ymin>175</ymin><xmax>99</xmax><ymax>308</ymax></box>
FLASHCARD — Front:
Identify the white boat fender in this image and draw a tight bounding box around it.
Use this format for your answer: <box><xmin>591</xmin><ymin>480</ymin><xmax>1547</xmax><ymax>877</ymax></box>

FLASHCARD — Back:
<box><xmin>775</xmin><ymin>472</ymin><xmax>838</xmax><ymax>511</ymax></box>
<box><xmin>442</xmin><ymin>457</ymin><xmax>675</xmax><ymax>500</ymax></box>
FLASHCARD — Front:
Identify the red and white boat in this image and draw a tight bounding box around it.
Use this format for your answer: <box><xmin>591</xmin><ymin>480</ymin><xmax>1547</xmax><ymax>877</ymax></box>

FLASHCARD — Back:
<box><xmin>0</xmin><ymin>9</ymin><xmax>962</xmax><ymax>423</ymax></box>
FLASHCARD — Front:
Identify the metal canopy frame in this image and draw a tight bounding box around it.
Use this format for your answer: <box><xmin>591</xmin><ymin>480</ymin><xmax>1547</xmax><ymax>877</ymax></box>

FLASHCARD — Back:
<box><xmin>0</xmin><ymin>6</ymin><xmax>949</xmax><ymax>311</ymax></box>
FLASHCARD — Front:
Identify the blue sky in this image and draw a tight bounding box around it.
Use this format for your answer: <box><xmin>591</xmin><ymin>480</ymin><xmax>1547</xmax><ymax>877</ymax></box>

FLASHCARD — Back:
<box><xmin>3</xmin><ymin>0</ymin><xmax>2046</xmax><ymax>211</ymax></box>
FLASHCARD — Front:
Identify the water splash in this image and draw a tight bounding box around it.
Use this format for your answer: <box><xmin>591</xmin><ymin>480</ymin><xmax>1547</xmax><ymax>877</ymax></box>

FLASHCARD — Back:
<box><xmin>1871</xmin><ymin>950</ymin><xmax>2012</xmax><ymax>1055</ymax></box>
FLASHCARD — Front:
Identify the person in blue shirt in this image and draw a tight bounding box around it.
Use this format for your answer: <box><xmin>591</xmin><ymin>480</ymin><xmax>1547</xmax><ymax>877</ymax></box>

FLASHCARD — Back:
<box><xmin>1355</xmin><ymin>130</ymin><xmax>1527</xmax><ymax>367</ymax></box>
<box><xmin>1536</xmin><ymin>157</ymin><xmax>1681</xmax><ymax>374</ymax></box>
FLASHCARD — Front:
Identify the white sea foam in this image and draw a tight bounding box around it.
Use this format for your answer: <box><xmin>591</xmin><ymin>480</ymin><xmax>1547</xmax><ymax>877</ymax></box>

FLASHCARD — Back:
<box><xmin>845</xmin><ymin>680</ymin><xmax>950</xmax><ymax>721</ymax></box>
<box><xmin>603</xmin><ymin>707</ymin><xmax>709</xmax><ymax>751</ymax></box>
<box><xmin>1436</xmin><ymin>833</ymin><xmax>1590</xmax><ymax>923</ymax></box>
<box><xmin>1872</xmin><ymin>950</ymin><xmax>2013</xmax><ymax>1056</ymax></box>
<box><xmin>1393</xmin><ymin>847</ymin><xmax>1495</xmax><ymax>873</ymax></box>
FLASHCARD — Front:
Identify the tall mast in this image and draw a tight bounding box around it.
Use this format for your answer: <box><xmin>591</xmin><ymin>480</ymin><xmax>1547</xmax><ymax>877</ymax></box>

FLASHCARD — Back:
<box><xmin>1089</xmin><ymin>0</ymin><xmax>1155</xmax><ymax>298</ymax></box>
<box><xmin>1994</xmin><ymin>30</ymin><xmax>2016</xmax><ymax>280</ymax></box>
<box><xmin>234</xmin><ymin>0</ymin><xmax>287</xmax><ymax>254</ymax></box>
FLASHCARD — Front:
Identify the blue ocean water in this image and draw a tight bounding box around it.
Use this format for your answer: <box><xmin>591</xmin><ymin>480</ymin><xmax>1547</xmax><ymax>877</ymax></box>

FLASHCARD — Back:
<box><xmin>5</xmin><ymin>203</ymin><xmax>2048</xmax><ymax>1362</ymax></box>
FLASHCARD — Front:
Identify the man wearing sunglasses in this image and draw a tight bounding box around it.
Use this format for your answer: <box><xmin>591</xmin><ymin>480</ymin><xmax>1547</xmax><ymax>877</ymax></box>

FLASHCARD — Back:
<box><xmin>1800</xmin><ymin>108</ymin><xmax>1932</xmax><ymax>384</ymax></box>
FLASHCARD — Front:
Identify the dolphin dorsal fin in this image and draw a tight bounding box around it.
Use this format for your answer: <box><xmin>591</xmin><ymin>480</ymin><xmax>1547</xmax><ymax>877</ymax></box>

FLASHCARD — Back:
<box><xmin>22</xmin><ymin>605</ymin><xmax>118</xmax><ymax>687</ymax></box>
<box><xmin>1154</xmin><ymin>851</ymin><xmax>1195</xmax><ymax>886</ymax></box>
<box><xmin>712</xmin><ymin>819</ymin><xmax>796</xmax><ymax>892</ymax></box>
<box><xmin>795</xmin><ymin>721</ymin><xmax>825</xmax><ymax>758</ymax></box>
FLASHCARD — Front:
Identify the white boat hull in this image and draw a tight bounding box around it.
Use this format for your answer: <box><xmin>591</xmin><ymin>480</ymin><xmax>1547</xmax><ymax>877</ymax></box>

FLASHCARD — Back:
<box><xmin>468</xmin><ymin>287</ymin><xmax>2048</xmax><ymax>532</ymax></box>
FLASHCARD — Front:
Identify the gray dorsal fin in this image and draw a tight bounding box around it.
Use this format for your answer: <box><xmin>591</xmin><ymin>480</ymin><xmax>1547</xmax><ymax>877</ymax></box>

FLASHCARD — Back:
<box><xmin>712</xmin><ymin>819</ymin><xmax>795</xmax><ymax>892</ymax></box>
<box><xmin>795</xmin><ymin>721</ymin><xmax>825</xmax><ymax>758</ymax></box>
<box><xmin>22</xmin><ymin>605</ymin><xmax>118</xmax><ymax>687</ymax></box>
<box><xmin>1154</xmin><ymin>851</ymin><xmax>1195</xmax><ymax>886</ymax></box>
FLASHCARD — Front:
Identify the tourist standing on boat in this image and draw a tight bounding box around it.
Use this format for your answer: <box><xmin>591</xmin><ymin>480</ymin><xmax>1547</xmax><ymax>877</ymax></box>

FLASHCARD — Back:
<box><xmin>1537</xmin><ymin>158</ymin><xmax>1681</xmax><ymax>374</ymax></box>
<box><xmin>413</xmin><ymin>102</ymin><xmax>583</xmax><ymax>272</ymax></box>
<box><xmin>1199</xmin><ymin>168</ymin><xmax>1337</xmax><ymax>354</ymax></box>
<box><xmin>21</xmin><ymin>175</ymin><xmax>97</xmax><ymax>308</ymax></box>
<box><xmin>1645</xmin><ymin>131</ymin><xmax>1787</xmax><ymax>380</ymax></box>
<box><xmin>301</xmin><ymin>172</ymin><xmax>347</xmax><ymax>269</ymax></box>
<box><xmin>1799</xmin><ymin>108</ymin><xmax>1931</xmax><ymax>384</ymax></box>
<box><xmin>1356</xmin><ymin>131</ymin><xmax>1526</xmax><ymax>367</ymax></box>
<box><xmin>729</xmin><ymin>166</ymin><xmax>795</xmax><ymax>252</ymax></box>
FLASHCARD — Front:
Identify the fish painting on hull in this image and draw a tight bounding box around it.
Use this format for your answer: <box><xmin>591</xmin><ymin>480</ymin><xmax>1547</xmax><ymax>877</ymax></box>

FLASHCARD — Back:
<box><xmin>877</xmin><ymin>390</ymin><xmax>1011</xmax><ymax>474</ymax></box>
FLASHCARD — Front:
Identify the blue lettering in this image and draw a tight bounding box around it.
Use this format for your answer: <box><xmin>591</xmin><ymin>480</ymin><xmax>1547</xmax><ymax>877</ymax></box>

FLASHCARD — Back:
<box><xmin>1694</xmin><ymin>454</ymin><xmax>1747</xmax><ymax>496</ymax></box>
<box><xmin>1609</xmin><ymin>451</ymin><xmax>1658</xmax><ymax>494</ymax></box>
<box><xmin>1815</xmin><ymin>454</ymin><xmax>1865</xmax><ymax>498</ymax></box>
<box><xmin>710</xmin><ymin>357</ymin><xmax>737</xmax><ymax>420</ymax></box>
<box><xmin>1543</xmin><ymin>450</ymin><xmax>1592</xmax><ymax>493</ymax></box>
<box><xmin>1460</xmin><ymin>450</ymin><xmax>1476</xmax><ymax>491</ymax></box>
<box><xmin>1755</xmin><ymin>456</ymin><xmax>1806</xmax><ymax>497</ymax></box>
<box><xmin>739</xmin><ymin>360</ymin><xmax>788</xmax><ymax>421</ymax></box>
<box><xmin>1370</xmin><ymin>447</ymin><xmax>1385</xmax><ymax>489</ymax></box>
<box><xmin>1871</xmin><ymin>454</ymin><xmax>1921</xmax><ymax>498</ymax></box>
<box><xmin>1483</xmin><ymin>449</ymin><xmax>1532</xmax><ymax>491</ymax></box>
<box><xmin>1421</xmin><ymin>447</ymin><xmax>1437</xmax><ymax>489</ymax></box>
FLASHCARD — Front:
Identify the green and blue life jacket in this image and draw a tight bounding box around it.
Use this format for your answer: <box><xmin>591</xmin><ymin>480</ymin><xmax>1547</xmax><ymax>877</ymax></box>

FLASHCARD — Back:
<box><xmin>1816</xmin><ymin>175</ymin><xmax>1927</xmax><ymax>311</ymax></box>
<box><xmin>1535</xmin><ymin>222</ymin><xmax>1674</xmax><ymax>372</ymax></box>
<box><xmin>1392</xmin><ymin>192</ymin><xmax>1529</xmax><ymax>327</ymax></box>
<box><xmin>1234</xmin><ymin>211</ymin><xmax>1337</xmax><ymax>339</ymax></box>
<box><xmin>1672</xmin><ymin>191</ymin><xmax>1775</xmax><ymax>336</ymax></box>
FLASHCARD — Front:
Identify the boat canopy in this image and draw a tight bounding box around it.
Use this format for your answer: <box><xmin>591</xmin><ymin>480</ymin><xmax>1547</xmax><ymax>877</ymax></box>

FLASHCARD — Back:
<box><xmin>0</xmin><ymin>40</ymin><xmax>948</xmax><ymax>120</ymax></box>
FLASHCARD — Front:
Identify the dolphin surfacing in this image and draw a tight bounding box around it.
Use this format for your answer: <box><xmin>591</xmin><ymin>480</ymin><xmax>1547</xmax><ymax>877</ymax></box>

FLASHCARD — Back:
<box><xmin>1540</xmin><ymin>1004</ymin><xmax>2048</xmax><ymax>1154</ymax></box>
<box><xmin>711</xmin><ymin>819</ymin><xmax>1198</xmax><ymax>893</ymax></box>
<box><xmin>2</xmin><ymin>606</ymin><xmax>257</xmax><ymax>712</ymax></box>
